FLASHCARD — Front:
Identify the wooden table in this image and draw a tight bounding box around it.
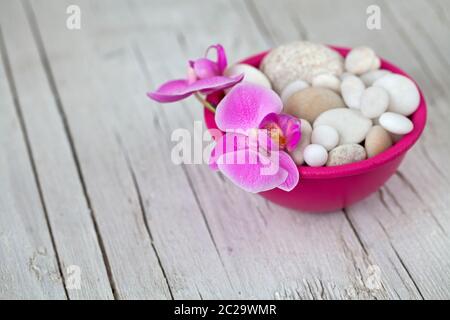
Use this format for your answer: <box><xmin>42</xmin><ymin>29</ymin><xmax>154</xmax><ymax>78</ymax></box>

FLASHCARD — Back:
<box><xmin>0</xmin><ymin>0</ymin><xmax>449</xmax><ymax>300</ymax></box>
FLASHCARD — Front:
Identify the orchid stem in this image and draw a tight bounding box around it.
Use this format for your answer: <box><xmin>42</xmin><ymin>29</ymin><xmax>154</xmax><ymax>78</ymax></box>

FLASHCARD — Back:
<box><xmin>194</xmin><ymin>93</ymin><xmax>216</xmax><ymax>113</ymax></box>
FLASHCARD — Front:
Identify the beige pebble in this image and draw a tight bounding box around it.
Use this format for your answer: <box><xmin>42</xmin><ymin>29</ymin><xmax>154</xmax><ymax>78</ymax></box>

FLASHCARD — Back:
<box><xmin>285</xmin><ymin>87</ymin><xmax>345</xmax><ymax>124</ymax></box>
<box><xmin>260</xmin><ymin>41</ymin><xmax>344</xmax><ymax>93</ymax></box>
<box><xmin>289</xmin><ymin>119</ymin><xmax>312</xmax><ymax>165</ymax></box>
<box><xmin>327</xmin><ymin>144</ymin><xmax>367</xmax><ymax>166</ymax></box>
<box><xmin>281</xmin><ymin>80</ymin><xmax>309</xmax><ymax>104</ymax></box>
<box><xmin>365</xmin><ymin>125</ymin><xmax>393</xmax><ymax>158</ymax></box>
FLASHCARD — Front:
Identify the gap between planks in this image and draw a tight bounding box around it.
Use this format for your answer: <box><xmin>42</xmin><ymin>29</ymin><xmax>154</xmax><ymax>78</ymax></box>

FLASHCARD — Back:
<box><xmin>21</xmin><ymin>0</ymin><xmax>118</xmax><ymax>299</ymax></box>
<box><xmin>0</xmin><ymin>24</ymin><xmax>69</xmax><ymax>300</ymax></box>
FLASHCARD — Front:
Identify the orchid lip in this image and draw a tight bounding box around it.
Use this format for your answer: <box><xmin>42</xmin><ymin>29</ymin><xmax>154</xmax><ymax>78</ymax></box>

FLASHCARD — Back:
<box><xmin>263</xmin><ymin>124</ymin><xmax>287</xmax><ymax>150</ymax></box>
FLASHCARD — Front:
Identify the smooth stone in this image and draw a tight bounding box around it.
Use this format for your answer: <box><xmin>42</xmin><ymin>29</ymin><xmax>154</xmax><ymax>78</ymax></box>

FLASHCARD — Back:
<box><xmin>326</xmin><ymin>144</ymin><xmax>367</xmax><ymax>166</ymax></box>
<box><xmin>379</xmin><ymin>112</ymin><xmax>414</xmax><ymax>135</ymax></box>
<box><xmin>360</xmin><ymin>70</ymin><xmax>390</xmax><ymax>86</ymax></box>
<box><xmin>289</xmin><ymin>119</ymin><xmax>312</xmax><ymax>165</ymax></box>
<box><xmin>260</xmin><ymin>41</ymin><xmax>344</xmax><ymax>93</ymax></box>
<box><xmin>224</xmin><ymin>63</ymin><xmax>271</xmax><ymax>89</ymax></box>
<box><xmin>390</xmin><ymin>133</ymin><xmax>403</xmax><ymax>143</ymax></box>
<box><xmin>285</xmin><ymin>87</ymin><xmax>345</xmax><ymax>123</ymax></box>
<box><xmin>311</xmin><ymin>125</ymin><xmax>339</xmax><ymax>151</ymax></box>
<box><xmin>303</xmin><ymin>144</ymin><xmax>328</xmax><ymax>167</ymax></box>
<box><xmin>312</xmin><ymin>74</ymin><xmax>341</xmax><ymax>92</ymax></box>
<box><xmin>365</xmin><ymin>125</ymin><xmax>393</xmax><ymax>158</ymax></box>
<box><xmin>345</xmin><ymin>46</ymin><xmax>378</xmax><ymax>75</ymax></box>
<box><xmin>371</xmin><ymin>56</ymin><xmax>381</xmax><ymax>70</ymax></box>
<box><xmin>281</xmin><ymin>80</ymin><xmax>309</xmax><ymax>104</ymax></box>
<box><xmin>340</xmin><ymin>75</ymin><xmax>365</xmax><ymax>109</ymax></box>
<box><xmin>373</xmin><ymin>74</ymin><xmax>420</xmax><ymax>116</ymax></box>
<box><xmin>360</xmin><ymin>86</ymin><xmax>389</xmax><ymax>119</ymax></box>
<box><xmin>314</xmin><ymin>108</ymin><xmax>372</xmax><ymax>144</ymax></box>
<box><xmin>340</xmin><ymin>72</ymin><xmax>353</xmax><ymax>81</ymax></box>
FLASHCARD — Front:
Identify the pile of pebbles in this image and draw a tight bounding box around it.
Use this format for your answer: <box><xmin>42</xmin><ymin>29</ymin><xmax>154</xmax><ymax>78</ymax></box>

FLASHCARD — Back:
<box><xmin>224</xmin><ymin>41</ymin><xmax>420</xmax><ymax>167</ymax></box>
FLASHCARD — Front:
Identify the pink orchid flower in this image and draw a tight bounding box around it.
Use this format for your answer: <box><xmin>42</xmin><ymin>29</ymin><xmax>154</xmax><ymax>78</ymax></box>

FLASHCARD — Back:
<box><xmin>209</xmin><ymin>83</ymin><xmax>301</xmax><ymax>193</ymax></box>
<box><xmin>147</xmin><ymin>44</ymin><xmax>244</xmax><ymax>103</ymax></box>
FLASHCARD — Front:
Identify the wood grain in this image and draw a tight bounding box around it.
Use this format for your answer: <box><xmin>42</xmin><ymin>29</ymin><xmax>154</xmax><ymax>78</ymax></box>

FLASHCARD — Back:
<box><xmin>0</xmin><ymin>24</ymin><xmax>66</xmax><ymax>300</ymax></box>
<box><xmin>252</xmin><ymin>0</ymin><xmax>450</xmax><ymax>298</ymax></box>
<box><xmin>0</xmin><ymin>0</ymin><xmax>448</xmax><ymax>299</ymax></box>
<box><xmin>0</xmin><ymin>0</ymin><xmax>113</xmax><ymax>300</ymax></box>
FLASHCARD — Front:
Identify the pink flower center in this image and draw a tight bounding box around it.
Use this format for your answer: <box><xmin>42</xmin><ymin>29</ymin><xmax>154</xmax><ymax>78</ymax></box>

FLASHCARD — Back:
<box><xmin>263</xmin><ymin>122</ymin><xmax>287</xmax><ymax>150</ymax></box>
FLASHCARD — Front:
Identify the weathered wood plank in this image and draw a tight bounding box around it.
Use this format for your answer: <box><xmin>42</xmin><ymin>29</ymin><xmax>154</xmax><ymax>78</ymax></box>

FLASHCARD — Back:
<box><xmin>258</xmin><ymin>0</ymin><xmax>450</xmax><ymax>298</ymax></box>
<box><xmin>0</xmin><ymin>0</ymin><xmax>114</xmax><ymax>300</ymax></box>
<box><xmin>0</xmin><ymin>27</ymin><xmax>66</xmax><ymax>300</ymax></box>
<box><xmin>130</xmin><ymin>0</ymin><xmax>399</xmax><ymax>299</ymax></box>
<box><xmin>0</xmin><ymin>0</ymin><xmax>447</xmax><ymax>299</ymax></box>
<box><xmin>27</xmin><ymin>0</ymin><xmax>172</xmax><ymax>299</ymax></box>
<box><xmin>30</xmin><ymin>0</ymin><xmax>236</xmax><ymax>299</ymax></box>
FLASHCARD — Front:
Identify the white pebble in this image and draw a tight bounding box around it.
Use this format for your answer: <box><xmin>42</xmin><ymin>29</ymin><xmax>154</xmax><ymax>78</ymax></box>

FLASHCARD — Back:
<box><xmin>281</xmin><ymin>80</ymin><xmax>309</xmax><ymax>104</ymax></box>
<box><xmin>345</xmin><ymin>46</ymin><xmax>378</xmax><ymax>75</ymax></box>
<box><xmin>303</xmin><ymin>144</ymin><xmax>328</xmax><ymax>167</ymax></box>
<box><xmin>370</xmin><ymin>56</ymin><xmax>381</xmax><ymax>70</ymax></box>
<box><xmin>373</xmin><ymin>74</ymin><xmax>420</xmax><ymax>116</ymax></box>
<box><xmin>379</xmin><ymin>112</ymin><xmax>413</xmax><ymax>135</ymax></box>
<box><xmin>314</xmin><ymin>108</ymin><xmax>372</xmax><ymax>145</ymax></box>
<box><xmin>360</xmin><ymin>70</ymin><xmax>390</xmax><ymax>86</ymax></box>
<box><xmin>312</xmin><ymin>74</ymin><xmax>341</xmax><ymax>92</ymax></box>
<box><xmin>340</xmin><ymin>72</ymin><xmax>353</xmax><ymax>81</ymax></box>
<box><xmin>224</xmin><ymin>63</ymin><xmax>271</xmax><ymax>89</ymax></box>
<box><xmin>340</xmin><ymin>75</ymin><xmax>365</xmax><ymax>109</ymax></box>
<box><xmin>311</xmin><ymin>125</ymin><xmax>339</xmax><ymax>151</ymax></box>
<box><xmin>360</xmin><ymin>86</ymin><xmax>389</xmax><ymax>119</ymax></box>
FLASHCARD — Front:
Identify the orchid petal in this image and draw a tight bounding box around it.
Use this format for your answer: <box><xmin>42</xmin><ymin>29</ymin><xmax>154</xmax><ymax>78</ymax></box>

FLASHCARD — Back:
<box><xmin>147</xmin><ymin>79</ymin><xmax>193</xmax><ymax>102</ymax></box>
<box><xmin>209</xmin><ymin>131</ymin><xmax>274</xmax><ymax>170</ymax></box>
<box><xmin>194</xmin><ymin>74</ymin><xmax>244</xmax><ymax>94</ymax></box>
<box><xmin>258</xmin><ymin>112</ymin><xmax>279</xmax><ymax>129</ymax></box>
<box><xmin>277</xmin><ymin>151</ymin><xmax>300</xmax><ymax>191</ymax></box>
<box><xmin>215</xmin><ymin>83</ymin><xmax>283</xmax><ymax>131</ymax></box>
<box><xmin>205</xmin><ymin>44</ymin><xmax>227</xmax><ymax>74</ymax></box>
<box><xmin>209</xmin><ymin>133</ymin><xmax>248</xmax><ymax>170</ymax></box>
<box><xmin>216</xmin><ymin>148</ymin><xmax>288</xmax><ymax>193</ymax></box>
<box><xmin>148</xmin><ymin>74</ymin><xmax>243</xmax><ymax>103</ymax></box>
<box><xmin>276</xmin><ymin>114</ymin><xmax>301</xmax><ymax>152</ymax></box>
<box><xmin>190</xmin><ymin>58</ymin><xmax>220</xmax><ymax>79</ymax></box>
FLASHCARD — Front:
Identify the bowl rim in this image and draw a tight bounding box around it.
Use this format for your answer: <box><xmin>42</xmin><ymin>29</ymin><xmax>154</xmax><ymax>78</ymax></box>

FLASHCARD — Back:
<box><xmin>205</xmin><ymin>45</ymin><xmax>427</xmax><ymax>179</ymax></box>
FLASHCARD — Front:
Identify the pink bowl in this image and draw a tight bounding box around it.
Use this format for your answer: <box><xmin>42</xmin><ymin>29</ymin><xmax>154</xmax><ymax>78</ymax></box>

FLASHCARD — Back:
<box><xmin>204</xmin><ymin>46</ymin><xmax>427</xmax><ymax>212</ymax></box>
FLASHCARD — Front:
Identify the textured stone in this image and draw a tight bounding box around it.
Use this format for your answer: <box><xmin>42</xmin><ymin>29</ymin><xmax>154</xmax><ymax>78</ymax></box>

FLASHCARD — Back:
<box><xmin>261</xmin><ymin>41</ymin><xmax>344</xmax><ymax>93</ymax></box>
<box><xmin>327</xmin><ymin>144</ymin><xmax>367</xmax><ymax>166</ymax></box>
